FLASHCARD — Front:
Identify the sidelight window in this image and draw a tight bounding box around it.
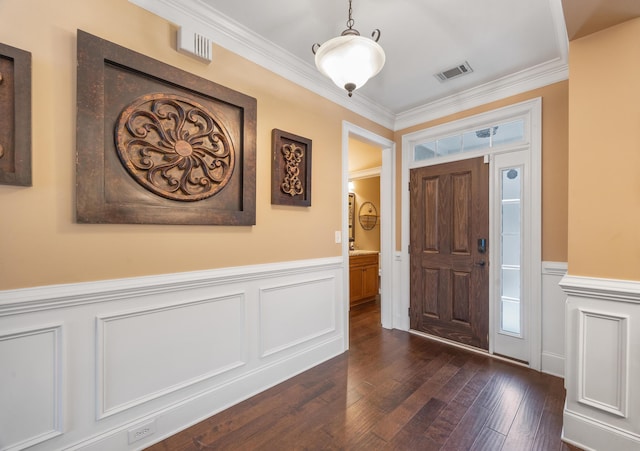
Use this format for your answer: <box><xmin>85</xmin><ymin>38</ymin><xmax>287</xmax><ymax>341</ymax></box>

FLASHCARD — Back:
<box><xmin>500</xmin><ymin>166</ymin><xmax>523</xmax><ymax>336</ymax></box>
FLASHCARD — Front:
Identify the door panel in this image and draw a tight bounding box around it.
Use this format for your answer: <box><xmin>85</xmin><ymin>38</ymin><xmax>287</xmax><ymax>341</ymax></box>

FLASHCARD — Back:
<box><xmin>410</xmin><ymin>157</ymin><xmax>489</xmax><ymax>349</ymax></box>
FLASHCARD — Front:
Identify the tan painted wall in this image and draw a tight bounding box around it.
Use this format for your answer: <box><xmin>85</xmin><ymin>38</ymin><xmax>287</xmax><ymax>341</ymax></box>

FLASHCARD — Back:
<box><xmin>0</xmin><ymin>0</ymin><xmax>392</xmax><ymax>290</ymax></box>
<box><xmin>568</xmin><ymin>18</ymin><xmax>640</xmax><ymax>279</ymax></box>
<box><xmin>394</xmin><ymin>81</ymin><xmax>570</xmax><ymax>262</ymax></box>
<box><xmin>348</xmin><ymin>138</ymin><xmax>383</xmax><ymax>172</ymax></box>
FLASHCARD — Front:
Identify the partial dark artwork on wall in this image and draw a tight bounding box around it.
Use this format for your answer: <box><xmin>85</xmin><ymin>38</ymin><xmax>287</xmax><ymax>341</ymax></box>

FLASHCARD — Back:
<box><xmin>76</xmin><ymin>30</ymin><xmax>257</xmax><ymax>225</ymax></box>
<box><xmin>271</xmin><ymin>129</ymin><xmax>312</xmax><ymax>207</ymax></box>
<box><xmin>0</xmin><ymin>42</ymin><xmax>31</xmax><ymax>186</ymax></box>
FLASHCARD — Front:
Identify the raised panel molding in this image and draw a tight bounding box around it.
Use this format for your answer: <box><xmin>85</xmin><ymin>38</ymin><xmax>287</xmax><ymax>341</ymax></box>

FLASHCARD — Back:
<box><xmin>577</xmin><ymin>309</ymin><xmax>628</xmax><ymax>417</ymax></box>
<box><xmin>0</xmin><ymin>325</ymin><xmax>63</xmax><ymax>451</ymax></box>
<box><xmin>561</xmin><ymin>274</ymin><xmax>640</xmax><ymax>450</ymax></box>
<box><xmin>259</xmin><ymin>277</ymin><xmax>337</xmax><ymax>357</ymax></box>
<box><xmin>96</xmin><ymin>294</ymin><xmax>247</xmax><ymax>418</ymax></box>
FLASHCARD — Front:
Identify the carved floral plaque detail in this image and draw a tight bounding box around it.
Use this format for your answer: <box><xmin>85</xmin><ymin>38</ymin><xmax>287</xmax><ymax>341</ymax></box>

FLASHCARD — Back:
<box><xmin>115</xmin><ymin>93</ymin><xmax>235</xmax><ymax>202</ymax></box>
<box><xmin>281</xmin><ymin>143</ymin><xmax>304</xmax><ymax>196</ymax></box>
<box><xmin>271</xmin><ymin>128</ymin><xmax>311</xmax><ymax>207</ymax></box>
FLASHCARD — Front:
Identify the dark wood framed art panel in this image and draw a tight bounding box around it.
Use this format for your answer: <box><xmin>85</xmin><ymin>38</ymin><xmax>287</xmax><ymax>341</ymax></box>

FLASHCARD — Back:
<box><xmin>0</xmin><ymin>42</ymin><xmax>31</xmax><ymax>186</ymax></box>
<box><xmin>271</xmin><ymin>129</ymin><xmax>312</xmax><ymax>207</ymax></box>
<box><xmin>76</xmin><ymin>30</ymin><xmax>257</xmax><ymax>225</ymax></box>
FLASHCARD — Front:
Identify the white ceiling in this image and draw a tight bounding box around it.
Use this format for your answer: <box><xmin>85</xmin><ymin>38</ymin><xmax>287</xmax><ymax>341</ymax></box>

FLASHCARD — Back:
<box><xmin>131</xmin><ymin>0</ymin><xmax>570</xmax><ymax>129</ymax></box>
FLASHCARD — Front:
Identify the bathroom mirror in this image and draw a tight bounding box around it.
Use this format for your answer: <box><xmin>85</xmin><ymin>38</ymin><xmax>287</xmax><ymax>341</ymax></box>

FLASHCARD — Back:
<box><xmin>348</xmin><ymin>193</ymin><xmax>355</xmax><ymax>242</ymax></box>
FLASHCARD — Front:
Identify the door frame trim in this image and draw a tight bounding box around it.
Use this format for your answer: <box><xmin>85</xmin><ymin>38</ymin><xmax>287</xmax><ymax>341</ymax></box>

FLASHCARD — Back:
<box><xmin>400</xmin><ymin>98</ymin><xmax>542</xmax><ymax>370</ymax></box>
<box><xmin>341</xmin><ymin>122</ymin><xmax>396</xmax><ymax>348</ymax></box>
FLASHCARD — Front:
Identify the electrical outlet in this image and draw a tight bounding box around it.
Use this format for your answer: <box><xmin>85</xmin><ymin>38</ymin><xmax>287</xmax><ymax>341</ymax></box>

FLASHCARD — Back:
<box><xmin>128</xmin><ymin>419</ymin><xmax>156</xmax><ymax>444</ymax></box>
<box><xmin>335</xmin><ymin>231</ymin><xmax>342</xmax><ymax>244</ymax></box>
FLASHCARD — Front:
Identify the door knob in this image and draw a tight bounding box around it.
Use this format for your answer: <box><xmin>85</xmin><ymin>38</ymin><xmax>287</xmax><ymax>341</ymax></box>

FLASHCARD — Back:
<box><xmin>476</xmin><ymin>260</ymin><xmax>486</xmax><ymax>267</ymax></box>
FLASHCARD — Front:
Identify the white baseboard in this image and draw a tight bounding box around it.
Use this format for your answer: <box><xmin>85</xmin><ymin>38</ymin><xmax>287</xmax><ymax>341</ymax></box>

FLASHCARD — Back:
<box><xmin>69</xmin><ymin>335</ymin><xmax>344</xmax><ymax>450</ymax></box>
<box><xmin>541</xmin><ymin>351</ymin><xmax>564</xmax><ymax>378</ymax></box>
<box><xmin>563</xmin><ymin>408</ymin><xmax>640</xmax><ymax>451</ymax></box>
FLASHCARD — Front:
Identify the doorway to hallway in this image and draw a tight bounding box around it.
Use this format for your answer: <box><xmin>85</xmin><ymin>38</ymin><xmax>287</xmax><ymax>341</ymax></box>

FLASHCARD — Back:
<box><xmin>342</xmin><ymin>122</ymin><xmax>395</xmax><ymax>345</ymax></box>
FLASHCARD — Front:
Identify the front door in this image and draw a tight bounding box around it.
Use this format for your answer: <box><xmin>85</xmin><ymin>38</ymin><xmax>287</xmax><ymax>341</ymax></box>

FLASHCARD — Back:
<box><xmin>409</xmin><ymin>157</ymin><xmax>489</xmax><ymax>349</ymax></box>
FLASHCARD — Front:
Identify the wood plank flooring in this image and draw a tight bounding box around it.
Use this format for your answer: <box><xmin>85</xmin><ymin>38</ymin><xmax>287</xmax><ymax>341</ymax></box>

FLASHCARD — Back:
<box><xmin>147</xmin><ymin>301</ymin><xmax>581</xmax><ymax>451</ymax></box>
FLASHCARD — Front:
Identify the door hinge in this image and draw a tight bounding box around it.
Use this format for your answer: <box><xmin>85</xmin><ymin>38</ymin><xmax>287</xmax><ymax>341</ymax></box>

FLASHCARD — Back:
<box><xmin>408</xmin><ymin>307</ymin><xmax>411</xmax><ymax>316</ymax></box>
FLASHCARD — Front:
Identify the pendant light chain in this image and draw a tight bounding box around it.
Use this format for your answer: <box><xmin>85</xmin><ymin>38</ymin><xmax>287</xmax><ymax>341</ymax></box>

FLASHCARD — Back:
<box><xmin>346</xmin><ymin>0</ymin><xmax>354</xmax><ymax>30</ymax></box>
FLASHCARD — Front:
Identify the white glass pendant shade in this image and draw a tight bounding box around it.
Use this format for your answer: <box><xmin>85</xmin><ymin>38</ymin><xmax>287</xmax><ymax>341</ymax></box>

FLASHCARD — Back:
<box><xmin>314</xmin><ymin>34</ymin><xmax>385</xmax><ymax>96</ymax></box>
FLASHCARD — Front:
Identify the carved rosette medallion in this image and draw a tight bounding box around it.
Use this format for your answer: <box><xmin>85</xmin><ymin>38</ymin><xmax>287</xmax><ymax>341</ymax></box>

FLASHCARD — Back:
<box><xmin>281</xmin><ymin>143</ymin><xmax>304</xmax><ymax>196</ymax></box>
<box><xmin>115</xmin><ymin>93</ymin><xmax>235</xmax><ymax>202</ymax></box>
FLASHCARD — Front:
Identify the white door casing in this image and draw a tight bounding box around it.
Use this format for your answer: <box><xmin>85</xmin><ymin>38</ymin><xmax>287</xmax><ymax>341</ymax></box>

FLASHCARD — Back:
<box><xmin>342</xmin><ymin>121</ymin><xmax>396</xmax><ymax>344</ymax></box>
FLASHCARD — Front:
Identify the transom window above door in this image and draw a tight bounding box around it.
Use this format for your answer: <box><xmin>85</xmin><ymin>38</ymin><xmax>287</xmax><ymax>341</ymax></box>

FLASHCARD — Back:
<box><xmin>414</xmin><ymin>119</ymin><xmax>525</xmax><ymax>162</ymax></box>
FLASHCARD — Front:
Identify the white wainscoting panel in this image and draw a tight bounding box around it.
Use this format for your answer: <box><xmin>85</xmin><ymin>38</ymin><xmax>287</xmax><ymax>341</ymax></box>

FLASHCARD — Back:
<box><xmin>97</xmin><ymin>293</ymin><xmax>246</xmax><ymax>418</ymax></box>
<box><xmin>0</xmin><ymin>257</ymin><xmax>343</xmax><ymax>451</ymax></box>
<box><xmin>0</xmin><ymin>325</ymin><xmax>62</xmax><ymax>451</ymax></box>
<box><xmin>541</xmin><ymin>261</ymin><xmax>567</xmax><ymax>377</ymax></box>
<box><xmin>392</xmin><ymin>252</ymin><xmax>409</xmax><ymax>331</ymax></box>
<box><xmin>259</xmin><ymin>277</ymin><xmax>336</xmax><ymax>358</ymax></box>
<box><xmin>578</xmin><ymin>309</ymin><xmax>628</xmax><ymax>418</ymax></box>
<box><xmin>561</xmin><ymin>275</ymin><xmax>640</xmax><ymax>451</ymax></box>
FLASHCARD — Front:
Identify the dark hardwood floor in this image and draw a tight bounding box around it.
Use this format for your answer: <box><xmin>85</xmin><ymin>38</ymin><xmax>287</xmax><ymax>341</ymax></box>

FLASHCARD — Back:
<box><xmin>147</xmin><ymin>301</ymin><xmax>580</xmax><ymax>450</ymax></box>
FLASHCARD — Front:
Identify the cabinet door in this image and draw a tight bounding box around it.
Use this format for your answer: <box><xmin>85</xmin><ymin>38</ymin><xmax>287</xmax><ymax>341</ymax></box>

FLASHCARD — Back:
<box><xmin>362</xmin><ymin>265</ymin><xmax>378</xmax><ymax>300</ymax></box>
<box><xmin>349</xmin><ymin>266</ymin><xmax>364</xmax><ymax>303</ymax></box>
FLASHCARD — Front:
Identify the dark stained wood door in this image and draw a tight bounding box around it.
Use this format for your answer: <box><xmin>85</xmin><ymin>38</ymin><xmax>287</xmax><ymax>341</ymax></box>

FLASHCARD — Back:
<box><xmin>410</xmin><ymin>157</ymin><xmax>489</xmax><ymax>349</ymax></box>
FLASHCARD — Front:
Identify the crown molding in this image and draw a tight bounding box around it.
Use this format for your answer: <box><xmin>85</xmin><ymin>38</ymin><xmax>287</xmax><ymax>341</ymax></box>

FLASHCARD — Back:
<box><xmin>393</xmin><ymin>0</ymin><xmax>569</xmax><ymax>130</ymax></box>
<box><xmin>129</xmin><ymin>0</ymin><xmax>396</xmax><ymax>129</ymax></box>
<box><xmin>349</xmin><ymin>167</ymin><xmax>381</xmax><ymax>180</ymax></box>
<box><xmin>129</xmin><ymin>0</ymin><xmax>569</xmax><ymax>132</ymax></box>
<box><xmin>394</xmin><ymin>58</ymin><xmax>568</xmax><ymax>131</ymax></box>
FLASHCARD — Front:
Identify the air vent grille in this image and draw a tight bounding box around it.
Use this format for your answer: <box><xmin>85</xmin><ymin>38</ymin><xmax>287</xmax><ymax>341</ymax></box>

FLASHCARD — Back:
<box><xmin>177</xmin><ymin>26</ymin><xmax>212</xmax><ymax>63</ymax></box>
<box><xmin>435</xmin><ymin>61</ymin><xmax>473</xmax><ymax>82</ymax></box>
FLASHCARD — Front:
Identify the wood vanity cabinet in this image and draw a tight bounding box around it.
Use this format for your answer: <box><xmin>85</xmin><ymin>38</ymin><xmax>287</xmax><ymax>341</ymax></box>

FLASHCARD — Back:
<box><xmin>349</xmin><ymin>253</ymin><xmax>379</xmax><ymax>306</ymax></box>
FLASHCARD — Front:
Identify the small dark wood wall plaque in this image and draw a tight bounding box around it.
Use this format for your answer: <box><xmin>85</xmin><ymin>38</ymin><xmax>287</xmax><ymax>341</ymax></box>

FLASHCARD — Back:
<box><xmin>0</xmin><ymin>42</ymin><xmax>31</xmax><ymax>186</ymax></box>
<box><xmin>76</xmin><ymin>30</ymin><xmax>257</xmax><ymax>225</ymax></box>
<box><xmin>271</xmin><ymin>129</ymin><xmax>312</xmax><ymax>207</ymax></box>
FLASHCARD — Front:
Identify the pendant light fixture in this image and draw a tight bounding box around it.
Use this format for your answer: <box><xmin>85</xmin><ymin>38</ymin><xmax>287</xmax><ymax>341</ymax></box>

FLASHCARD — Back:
<box><xmin>312</xmin><ymin>0</ymin><xmax>385</xmax><ymax>97</ymax></box>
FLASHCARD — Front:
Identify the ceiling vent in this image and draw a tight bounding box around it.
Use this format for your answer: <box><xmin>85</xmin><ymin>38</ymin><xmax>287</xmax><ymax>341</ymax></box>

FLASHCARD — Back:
<box><xmin>434</xmin><ymin>61</ymin><xmax>473</xmax><ymax>82</ymax></box>
<box><xmin>177</xmin><ymin>26</ymin><xmax>212</xmax><ymax>63</ymax></box>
